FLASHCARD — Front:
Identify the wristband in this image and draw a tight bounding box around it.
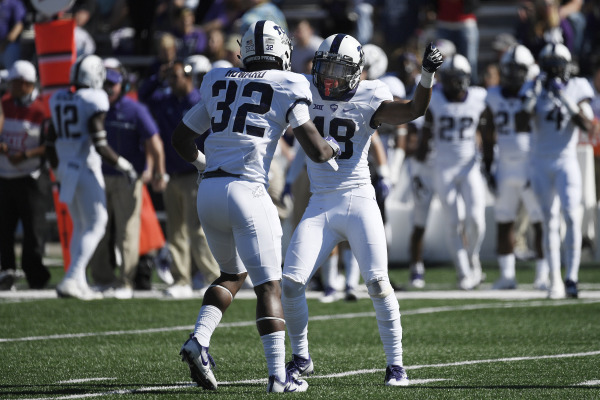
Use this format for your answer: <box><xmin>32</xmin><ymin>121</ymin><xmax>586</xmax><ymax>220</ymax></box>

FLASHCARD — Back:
<box><xmin>419</xmin><ymin>69</ymin><xmax>435</xmax><ymax>88</ymax></box>
<box><xmin>192</xmin><ymin>151</ymin><xmax>206</xmax><ymax>171</ymax></box>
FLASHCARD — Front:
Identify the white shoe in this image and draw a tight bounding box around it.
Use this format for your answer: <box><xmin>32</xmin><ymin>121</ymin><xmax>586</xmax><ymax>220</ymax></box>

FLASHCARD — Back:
<box><xmin>57</xmin><ymin>279</ymin><xmax>103</xmax><ymax>300</ymax></box>
<box><xmin>384</xmin><ymin>365</ymin><xmax>409</xmax><ymax>386</ymax></box>
<box><xmin>165</xmin><ymin>284</ymin><xmax>193</xmax><ymax>299</ymax></box>
<box><xmin>533</xmin><ymin>277</ymin><xmax>550</xmax><ymax>291</ymax></box>
<box><xmin>547</xmin><ymin>282</ymin><xmax>566</xmax><ymax>299</ymax></box>
<box><xmin>457</xmin><ymin>276</ymin><xmax>476</xmax><ymax>291</ymax></box>
<box><xmin>114</xmin><ymin>286</ymin><xmax>134</xmax><ymax>299</ymax></box>
<box><xmin>319</xmin><ymin>287</ymin><xmax>341</xmax><ymax>303</ymax></box>
<box><xmin>492</xmin><ymin>277</ymin><xmax>517</xmax><ymax>290</ymax></box>
<box><xmin>267</xmin><ymin>372</ymin><xmax>308</xmax><ymax>393</ymax></box>
<box><xmin>180</xmin><ymin>336</ymin><xmax>217</xmax><ymax>390</ymax></box>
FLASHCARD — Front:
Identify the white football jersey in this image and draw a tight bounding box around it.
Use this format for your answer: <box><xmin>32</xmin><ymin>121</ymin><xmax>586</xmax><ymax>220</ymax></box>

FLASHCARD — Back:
<box><xmin>485</xmin><ymin>86</ymin><xmax>531</xmax><ymax>166</ymax></box>
<box><xmin>429</xmin><ymin>86</ymin><xmax>487</xmax><ymax>167</ymax></box>
<box><xmin>522</xmin><ymin>77</ymin><xmax>594</xmax><ymax>157</ymax></box>
<box><xmin>183</xmin><ymin>67</ymin><xmax>312</xmax><ymax>185</ymax></box>
<box><xmin>304</xmin><ymin>77</ymin><xmax>393</xmax><ymax>194</ymax></box>
<box><xmin>49</xmin><ymin>88</ymin><xmax>110</xmax><ymax>172</ymax></box>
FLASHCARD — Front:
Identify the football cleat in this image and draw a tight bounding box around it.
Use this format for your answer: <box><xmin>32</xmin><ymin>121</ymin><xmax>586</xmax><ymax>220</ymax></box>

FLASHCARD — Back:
<box><xmin>565</xmin><ymin>280</ymin><xmax>578</xmax><ymax>298</ymax></box>
<box><xmin>457</xmin><ymin>276</ymin><xmax>476</xmax><ymax>291</ymax></box>
<box><xmin>319</xmin><ymin>287</ymin><xmax>340</xmax><ymax>303</ymax></box>
<box><xmin>180</xmin><ymin>335</ymin><xmax>217</xmax><ymax>390</ymax></box>
<box><xmin>492</xmin><ymin>277</ymin><xmax>517</xmax><ymax>290</ymax></box>
<box><xmin>0</xmin><ymin>269</ymin><xmax>16</xmax><ymax>291</ymax></box>
<box><xmin>286</xmin><ymin>354</ymin><xmax>314</xmax><ymax>379</ymax></box>
<box><xmin>267</xmin><ymin>371</ymin><xmax>308</xmax><ymax>393</ymax></box>
<box><xmin>547</xmin><ymin>282</ymin><xmax>566</xmax><ymax>300</ymax></box>
<box><xmin>384</xmin><ymin>365</ymin><xmax>409</xmax><ymax>386</ymax></box>
<box><xmin>345</xmin><ymin>287</ymin><xmax>358</xmax><ymax>301</ymax></box>
<box><xmin>56</xmin><ymin>278</ymin><xmax>102</xmax><ymax>300</ymax></box>
<box><xmin>533</xmin><ymin>277</ymin><xmax>550</xmax><ymax>291</ymax></box>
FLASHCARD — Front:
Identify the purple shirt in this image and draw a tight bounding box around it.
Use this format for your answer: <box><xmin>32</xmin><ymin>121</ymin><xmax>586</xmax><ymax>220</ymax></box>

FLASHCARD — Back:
<box><xmin>103</xmin><ymin>95</ymin><xmax>159</xmax><ymax>175</ymax></box>
<box><xmin>148</xmin><ymin>88</ymin><xmax>206</xmax><ymax>175</ymax></box>
<box><xmin>0</xmin><ymin>0</ymin><xmax>26</xmax><ymax>40</ymax></box>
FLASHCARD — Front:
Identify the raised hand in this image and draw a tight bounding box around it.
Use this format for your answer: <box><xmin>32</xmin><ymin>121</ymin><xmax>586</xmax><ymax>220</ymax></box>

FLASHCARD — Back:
<box><xmin>422</xmin><ymin>42</ymin><xmax>444</xmax><ymax>73</ymax></box>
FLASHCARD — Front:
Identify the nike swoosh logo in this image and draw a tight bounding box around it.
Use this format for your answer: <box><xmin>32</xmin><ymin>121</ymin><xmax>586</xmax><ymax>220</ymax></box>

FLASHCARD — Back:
<box><xmin>342</xmin><ymin>108</ymin><xmax>354</xmax><ymax>112</ymax></box>
<box><xmin>200</xmin><ymin>352</ymin><xmax>209</xmax><ymax>366</ymax></box>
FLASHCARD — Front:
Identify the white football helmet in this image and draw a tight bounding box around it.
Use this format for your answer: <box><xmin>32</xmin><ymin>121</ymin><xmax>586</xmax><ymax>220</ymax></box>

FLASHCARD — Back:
<box><xmin>312</xmin><ymin>33</ymin><xmax>364</xmax><ymax>99</ymax></box>
<box><xmin>240</xmin><ymin>20</ymin><xmax>292</xmax><ymax>71</ymax></box>
<box><xmin>500</xmin><ymin>44</ymin><xmax>534</xmax><ymax>94</ymax></box>
<box><xmin>70</xmin><ymin>54</ymin><xmax>106</xmax><ymax>89</ymax></box>
<box><xmin>439</xmin><ymin>53</ymin><xmax>471</xmax><ymax>101</ymax></box>
<box><xmin>362</xmin><ymin>44</ymin><xmax>388</xmax><ymax>80</ymax></box>
<box><xmin>538</xmin><ymin>42</ymin><xmax>572</xmax><ymax>82</ymax></box>
<box><xmin>184</xmin><ymin>54</ymin><xmax>212</xmax><ymax>88</ymax></box>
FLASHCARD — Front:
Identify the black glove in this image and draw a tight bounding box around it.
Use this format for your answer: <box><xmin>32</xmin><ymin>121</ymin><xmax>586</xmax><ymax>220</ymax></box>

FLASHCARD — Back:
<box><xmin>422</xmin><ymin>42</ymin><xmax>444</xmax><ymax>73</ymax></box>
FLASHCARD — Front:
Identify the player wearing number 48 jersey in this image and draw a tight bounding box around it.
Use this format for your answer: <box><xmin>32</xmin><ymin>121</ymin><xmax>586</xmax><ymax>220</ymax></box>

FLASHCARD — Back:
<box><xmin>520</xmin><ymin>43</ymin><xmax>595</xmax><ymax>299</ymax></box>
<box><xmin>171</xmin><ymin>20</ymin><xmax>339</xmax><ymax>393</ymax></box>
<box><xmin>281</xmin><ymin>34</ymin><xmax>443</xmax><ymax>387</ymax></box>
<box><xmin>46</xmin><ymin>55</ymin><xmax>138</xmax><ymax>301</ymax></box>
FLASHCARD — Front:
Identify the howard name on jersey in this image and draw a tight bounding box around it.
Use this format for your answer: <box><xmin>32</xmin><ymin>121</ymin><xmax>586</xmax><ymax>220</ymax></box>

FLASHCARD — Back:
<box><xmin>485</xmin><ymin>85</ymin><xmax>531</xmax><ymax>165</ymax></box>
<box><xmin>522</xmin><ymin>77</ymin><xmax>594</xmax><ymax>157</ymax></box>
<box><xmin>183</xmin><ymin>67</ymin><xmax>312</xmax><ymax>185</ymax></box>
<box><xmin>304</xmin><ymin>76</ymin><xmax>393</xmax><ymax>194</ymax></box>
<box><xmin>429</xmin><ymin>86</ymin><xmax>487</xmax><ymax>167</ymax></box>
<box><xmin>49</xmin><ymin>88</ymin><xmax>110</xmax><ymax>174</ymax></box>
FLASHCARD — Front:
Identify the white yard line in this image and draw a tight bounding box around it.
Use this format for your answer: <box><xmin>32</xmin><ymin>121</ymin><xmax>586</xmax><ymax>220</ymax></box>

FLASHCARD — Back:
<box><xmin>10</xmin><ymin>352</ymin><xmax>599</xmax><ymax>400</ymax></box>
<box><xmin>2</xmin><ymin>299</ymin><xmax>599</xmax><ymax>343</ymax></box>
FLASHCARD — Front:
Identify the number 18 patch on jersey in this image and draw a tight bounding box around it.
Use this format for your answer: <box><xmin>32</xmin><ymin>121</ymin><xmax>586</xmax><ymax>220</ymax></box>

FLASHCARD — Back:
<box><xmin>304</xmin><ymin>76</ymin><xmax>393</xmax><ymax>194</ymax></box>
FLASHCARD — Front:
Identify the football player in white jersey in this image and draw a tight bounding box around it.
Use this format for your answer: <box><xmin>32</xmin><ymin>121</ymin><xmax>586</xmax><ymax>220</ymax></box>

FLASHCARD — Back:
<box><xmin>281</xmin><ymin>35</ymin><xmax>443</xmax><ymax>387</ymax></box>
<box><xmin>480</xmin><ymin>44</ymin><xmax>549</xmax><ymax>291</ymax></box>
<box><xmin>46</xmin><ymin>55</ymin><xmax>138</xmax><ymax>301</ymax></box>
<box><xmin>520</xmin><ymin>43</ymin><xmax>594</xmax><ymax>299</ymax></box>
<box><xmin>171</xmin><ymin>20</ymin><xmax>339</xmax><ymax>393</ymax></box>
<box><xmin>417</xmin><ymin>53</ymin><xmax>487</xmax><ymax>290</ymax></box>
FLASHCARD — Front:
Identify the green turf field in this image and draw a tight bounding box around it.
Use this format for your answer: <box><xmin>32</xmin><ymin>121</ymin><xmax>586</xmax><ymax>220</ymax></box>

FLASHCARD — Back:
<box><xmin>1</xmin><ymin>263</ymin><xmax>599</xmax><ymax>399</ymax></box>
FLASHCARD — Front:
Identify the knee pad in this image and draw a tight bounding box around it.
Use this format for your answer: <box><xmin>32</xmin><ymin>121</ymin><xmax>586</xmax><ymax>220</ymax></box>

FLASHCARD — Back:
<box><xmin>282</xmin><ymin>275</ymin><xmax>306</xmax><ymax>299</ymax></box>
<box><xmin>366</xmin><ymin>277</ymin><xmax>393</xmax><ymax>299</ymax></box>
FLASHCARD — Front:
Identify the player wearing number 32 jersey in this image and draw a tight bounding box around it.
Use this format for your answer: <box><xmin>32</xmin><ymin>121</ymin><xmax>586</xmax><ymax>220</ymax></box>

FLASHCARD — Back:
<box><xmin>281</xmin><ymin>34</ymin><xmax>443</xmax><ymax>387</ymax></box>
<box><xmin>171</xmin><ymin>20</ymin><xmax>339</xmax><ymax>393</ymax></box>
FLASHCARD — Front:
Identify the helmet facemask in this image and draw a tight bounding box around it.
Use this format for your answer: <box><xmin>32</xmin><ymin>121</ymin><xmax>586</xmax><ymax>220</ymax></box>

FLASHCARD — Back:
<box><xmin>541</xmin><ymin>55</ymin><xmax>570</xmax><ymax>83</ymax></box>
<box><xmin>441</xmin><ymin>70</ymin><xmax>470</xmax><ymax>102</ymax></box>
<box><xmin>312</xmin><ymin>51</ymin><xmax>361</xmax><ymax>99</ymax></box>
<box><xmin>500</xmin><ymin>63</ymin><xmax>528</xmax><ymax>96</ymax></box>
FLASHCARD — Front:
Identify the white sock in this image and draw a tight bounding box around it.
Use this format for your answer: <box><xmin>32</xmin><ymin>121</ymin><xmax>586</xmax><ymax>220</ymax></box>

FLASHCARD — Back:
<box><xmin>372</xmin><ymin>293</ymin><xmax>403</xmax><ymax>366</ymax></box>
<box><xmin>498</xmin><ymin>254</ymin><xmax>516</xmax><ymax>280</ymax></box>
<box><xmin>342</xmin><ymin>248</ymin><xmax>360</xmax><ymax>289</ymax></box>
<box><xmin>535</xmin><ymin>258</ymin><xmax>549</xmax><ymax>281</ymax></box>
<box><xmin>410</xmin><ymin>261</ymin><xmax>425</xmax><ymax>275</ymax></box>
<box><xmin>193</xmin><ymin>305</ymin><xmax>222</xmax><ymax>347</ymax></box>
<box><xmin>282</xmin><ymin>289</ymin><xmax>310</xmax><ymax>359</ymax></box>
<box><xmin>261</xmin><ymin>331</ymin><xmax>286</xmax><ymax>381</ymax></box>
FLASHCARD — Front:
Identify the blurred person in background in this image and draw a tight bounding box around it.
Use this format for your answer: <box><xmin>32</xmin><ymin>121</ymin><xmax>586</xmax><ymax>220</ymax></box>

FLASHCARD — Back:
<box><xmin>147</xmin><ymin>59</ymin><xmax>219</xmax><ymax>298</ymax></box>
<box><xmin>0</xmin><ymin>0</ymin><xmax>26</xmax><ymax>69</ymax></box>
<box><xmin>0</xmin><ymin>60</ymin><xmax>50</xmax><ymax>290</ymax></box>
<box><xmin>89</xmin><ymin>59</ymin><xmax>166</xmax><ymax>299</ymax></box>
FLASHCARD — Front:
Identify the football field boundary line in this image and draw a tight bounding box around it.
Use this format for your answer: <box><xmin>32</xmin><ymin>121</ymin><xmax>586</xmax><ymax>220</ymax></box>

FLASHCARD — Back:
<box><xmin>9</xmin><ymin>350</ymin><xmax>600</xmax><ymax>400</ymax></box>
<box><xmin>1</xmin><ymin>299</ymin><xmax>599</xmax><ymax>343</ymax></box>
